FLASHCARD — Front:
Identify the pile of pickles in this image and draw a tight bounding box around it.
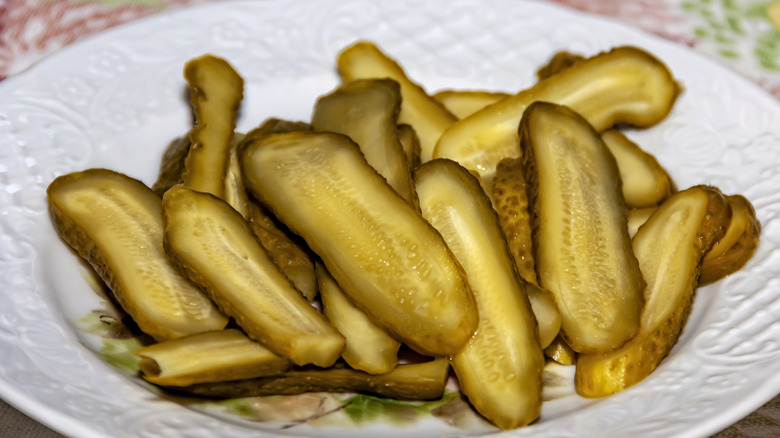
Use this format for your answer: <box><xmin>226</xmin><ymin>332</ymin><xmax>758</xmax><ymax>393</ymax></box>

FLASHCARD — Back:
<box><xmin>45</xmin><ymin>41</ymin><xmax>761</xmax><ymax>430</ymax></box>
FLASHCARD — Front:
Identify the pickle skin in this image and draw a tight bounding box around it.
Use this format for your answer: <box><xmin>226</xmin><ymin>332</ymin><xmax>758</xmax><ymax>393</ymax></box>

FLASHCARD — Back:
<box><xmin>521</xmin><ymin>101</ymin><xmax>646</xmax><ymax>354</ymax></box>
<box><xmin>47</xmin><ymin>169</ymin><xmax>228</xmax><ymax>341</ymax></box>
<box><xmin>241</xmin><ymin>131</ymin><xmax>479</xmax><ymax>357</ymax></box>
<box><xmin>575</xmin><ymin>186</ymin><xmax>731</xmax><ymax>397</ymax></box>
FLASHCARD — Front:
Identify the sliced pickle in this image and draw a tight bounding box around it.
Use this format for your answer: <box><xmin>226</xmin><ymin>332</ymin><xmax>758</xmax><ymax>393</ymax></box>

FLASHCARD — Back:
<box><xmin>317</xmin><ymin>263</ymin><xmax>401</xmax><ymax>374</ymax></box>
<box><xmin>700</xmin><ymin>194</ymin><xmax>761</xmax><ymax>285</ymax></box>
<box><xmin>435</xmin><ymin>46</ymin><xmax>680</xmax><ymax>183</ymax></box>
<box><xmin>433</xmin><ymin>90</ymin><xmax>509</xmax><ymax>119</ymax></box>
<box><xmin>628</xmin><ymin>207</ymin><xmax>657</xmax><ymax>238</ymax></box>
<box><xmin>169</xmin><ymin>358</ymin><xmax>450</xmax><ymax>400</ymax></box>
<box><xmin>135</xmin><ymin>329</ymin><xmax>289</xmax><ymax>386</ymax></box>
<box><xmin>601</xmin><ymin>129</ymin><xmax>675</xmax><ymax>208</ymax></box>
<box><xmin>152</xmin><ymin>134</ymin><xmax>190</xmax><ymax>196</ymax></box>
<box><xmin>521</xmin><ymin>102</ymin><xmax>645</xmax><ymax>354</ymax></box>
<box><xmin>241</xmin><ymin>132</ymin><xmax>478</xmax><ymax>356</ymax></box>
<box><xmin>337</xmin><ymin>41</ymin><xmax>457</xmax><ymax>163</ymax></box>
<box><xmin>536</xmin><ymin>51</ymin><xmax>585</xmax><ymax>80</ymax></box>
<box><xmin>47</xmin><ymin>169</ymin><xmax>228</xmax><ymax>341</ymax></box>
<box><xmin>223</xmin><ymin>132</ymin><xmax>250</xmax><ymax>218</ymax></box>
<box><xmin>525</xmin><ymin>283</ymin><xmax>561</xmax><ymax>349</ymax></box>
<box><xmin>575</xmin><ymin>186</ymin><xmax>731</xmax><ymax>397</ymax></box>
<box><xmin>414</xmin><ymin>159</ymin><xmax>543</xmax><ymax>429</ymax></box>
<box><xmin>162</xmin><ymin>185</ymin><xmax>344</xmax><ymax>367</ymax></box>
<box><xmin>311</xmin><ymin>78</ymin><xmax>416</xmax><ymax>206</ymax></box>
<box><xmin>544</xmin><ymin>335</ymin><xmax>577</xmax><ymax>365</ymax></box>
<box><xmin>398</xmin><ymin>123</ymin><xmax>421</xmax><ymax>170</ymax></box>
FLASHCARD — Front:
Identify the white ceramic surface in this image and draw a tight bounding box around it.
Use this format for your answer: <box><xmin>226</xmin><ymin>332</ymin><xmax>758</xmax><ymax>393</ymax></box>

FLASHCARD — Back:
<box><xmin>1</xmin><ymin>0</ymin><xmax>780</xmax><ymax>436</ymax></box>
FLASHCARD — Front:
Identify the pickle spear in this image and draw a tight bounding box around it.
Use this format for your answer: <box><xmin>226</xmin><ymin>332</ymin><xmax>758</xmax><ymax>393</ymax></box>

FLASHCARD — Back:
<box><xmin>397</xmin><ymin>123</ymin><xmax>421</xmax><ymax>170</ymax></box>
<box><xmin>576</xmin><ymin>186</ymin><xmax>731</xmax><ymax>397</ymax></box>
<box><xmin>135</xmin><ymin>329</ymin><xmax>289</xmax><ymax>386</ymax></box>
<box><xmin>337</xmin><ymin>41</ymin><xmax>457</xmax><ymax>163</ymax></box>
<box><xmin>241</xmin><ymin>132</ymin><xmax>478</xmax><ymax>356</ymax></box>
<box><xmin>311</xmin><ymin>78</ymin><xmax>417</xmax><ymax>205</ymax></box>
<box><xmin>435</xmin><ymin>46</ymin><xmax>680</xmax><ymax>183</ymax></box>
<box><xmin>170</xmin><ymin>358</ymin><xmax>450</xmax><ymax>400</ymax></box>
<box><xmin>162</xmin><ymin>185</ymin><xmax>345</xmax><ymax>367</ymax></box>
<box><xmin>700</xmin><ymin>194</ymin><xmax>761</xmax><ymax>285</ymax></box>
<box><xmin>521</xmin><ymin>102</ymin><xmax>645</xmax><ymax>354</ymax></box>
<box><xmin>182</xmin><ymin>54</ymin><xmax>244</xmax><ymax>198</ymax></box>
<box><xmin>47</xmin><ymin>169</ymin><xmax>228</xmax><ymax>341</ymax></box>
<box><xmin>536</xmin><ymin>51</ymin><xmax>585</xmax><ymax>80</ymax></box>
<box><xmin>433</xmin><ymin>90</ymin><xmax>509</xmax><ymax>119</ymax></box>
<box><xmin>415</xmin><ymin>159</ymin><xmax>543</xmax><ymax>429</ymax></box>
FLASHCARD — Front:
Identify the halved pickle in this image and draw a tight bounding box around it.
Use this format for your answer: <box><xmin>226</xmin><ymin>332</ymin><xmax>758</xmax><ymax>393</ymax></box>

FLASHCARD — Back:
<box><xmin>317</xmin><ymin>263</ymin><xmax>401</xmax><ymax>374</ymax></box>
<box><xmin>223</xmin><ymin>132</ymin><xmax>250</xmax><ymax>217</ymax></box>
<box><xmin>414</xmin><ymin>159</ymin><xmax>543</xmax><ymax>429</ymax></box>
<box><xmin>135</xmin><ymin>329</ymin><xmax>289</xmax><ymax>386</ymax></box>
<box><xmin>398</xmin><ymin>123</ymin><xmax>421</xmax><ymax>170</ymax></box>
<box><xmin>435</xmin><ymin>46</ymin><xmax>680</xmax><ymax>183</ymax></box>
<box><xmin>525</xmin><ymin>283</ymin><xmax>561</xmax><ymax>349</ymax></box>
<box><xmin>627</xmin><ymin>207</ymin><xmax>657</xmax><ymax>238</ymax></box>
<box><xmin>521</xmin><ymin>102</ymin><xmax>645</xmax><ymax>354</ymax></box>
<box><xmin>601</xmin><ymin>129</ymin><xmax>675</xmax><ymax>208</ymax></box>
<box><xmin>169</xmin><ymin>358</ymin><xmax>450</xmax><ymax>400</ymax></box>
<box><xmin>311</xmin><ymin>78</ymin><xmax>416</xmax><ymax>206</ymax></box>
<box><xmin>152</xmin><ymin>134</ymin><xmax>190</xmax><ymax>196</ymax></box>
<box><xmin>700</xmin><ymin>194</ymin><xmax>761</xmax><ymax>285</ymax></box>
<box><xmin>241</xmin><ymin>132</ymin><xmax>478</xmax><ymax>356</ymax></box>
<box><xmin>162</xmin><ymin>185</ymin><xmax>344</xmax><ymax>367</ymax></box>
<box><xmin>544</xmin><ymin>336</ymin><xmax>577</xmax><ymax>365</ymax></box>
<box><xmin>536</xmin><ymin>51</ymin><xmax>585</xmax><ymax>80</ymax></box>
<box><xmin>433</xmin><ymin>90</ymin><xmax>509</xmax><ymax>119</ymax></box>
<box><xmin>337</xmin><ymin>41</ymin><xmax>457</xmax><ymax>163</ymax></box>
<box><xmin>47</xmin><ymin>169</ymin><xmax>228</xmax><ymax>341</ymax></box>
<box><xmin>181</xmin><ymin>54</ymin><xmax>244</xmax><ymax>198</ymax></box>
<box><xmin>575</xmin><ymin>186</ymin><xmax>731</xmax><ymax>397</ymax></box>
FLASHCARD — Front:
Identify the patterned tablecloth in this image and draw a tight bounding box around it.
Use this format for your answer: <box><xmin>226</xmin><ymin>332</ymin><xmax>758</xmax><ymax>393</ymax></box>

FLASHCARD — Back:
<box><xmin>0</xmin><ymin>0</ymin><xmax>779</xmax><ymax>437</ymax></box>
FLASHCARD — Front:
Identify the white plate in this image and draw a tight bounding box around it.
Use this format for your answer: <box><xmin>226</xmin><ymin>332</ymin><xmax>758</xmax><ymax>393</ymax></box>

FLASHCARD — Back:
<box><xmin>2</xmin><ymin>0</ymin><xmax>780</xmax><ymax>436</ymax></box>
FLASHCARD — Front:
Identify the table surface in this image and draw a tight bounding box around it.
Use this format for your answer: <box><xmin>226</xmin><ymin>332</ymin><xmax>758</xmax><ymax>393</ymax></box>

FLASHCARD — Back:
<box><xmin>1</xmin><ymin>0</ymin><xmax>780</xmax><ymax>437</ymax></box>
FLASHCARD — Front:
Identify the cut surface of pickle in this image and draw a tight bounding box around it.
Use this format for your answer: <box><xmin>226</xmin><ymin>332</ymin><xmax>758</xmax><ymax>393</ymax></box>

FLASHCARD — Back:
<box><xmin>575</xmin><ymin>186</ymin><xmax>731</xmax><ymax>397</ymax></box>
<box><xmin>182</xmin><ymin>54</ymin><xmax>244</xmax><ymax>199</ymax></box>
<box><xmin>312</xmin><ymin>78</ymin><xmax>417</xmax><ymax>206</ymax></box>
<box><xmin>169</xmin><ymin>358</ymin><xmax>450</xmax><ymax>400</ymax></box>
<box><xmin>241</xmin><ymin>131</ymin><xmax>478</xmax><ymax>356</ymax></box>
<box><xmin>700</xmin><ymin>194</ymin><xmax>761</xmax><ymax>285</ymax></box>
<box><xmin>414</xmin><ymin>159</ymin><xmax>543</xmax><ymax>429</ymax></box>
<box><xmin>397</xmin><ymin>123</ymin><xmax>421</xmax><ymax>169</ymax></box>
<box><xmin>317</xmin><ymin>263</ymin><xmax>400</xmax><ymax>374</ymax></box>
<box><xmin>435</xmin><ymin>46</ymin><xmax>680</xmax><ymax>183</ymax></box>
<box><xmin>433</xmin><ymin>90</ymin><xmax>509</xmax><ymax>120</ymax></box>
<box><xmin>337</xmin><ymin>41</ymin><xmax>457</xmax><ymax>163</ymax></box>
<box><xmin>135</xmin><ymin>329</ymin><xmax>289</xmax><ymax>386</ymax></box>
<box><xmin>162</xmin><ymin>185</ymin><xmax>344</xmax><ymax>367</ymax></box>
<box><xmin>521</xmin><ymin>102</ymin><xmax>645</xmax><ymax>354</ymax></box>
<box><xmin>47</xmin><ymin>169</ymin><xmax>228</xmax><ymax>341</ymax></box>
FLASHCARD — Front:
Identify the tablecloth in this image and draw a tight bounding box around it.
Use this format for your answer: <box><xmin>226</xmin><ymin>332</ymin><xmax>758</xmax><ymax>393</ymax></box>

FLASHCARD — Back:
<box><xmin>1</xmin><ymin>0</ymin><xmax>779</xmax><ymax>437</ymax></box>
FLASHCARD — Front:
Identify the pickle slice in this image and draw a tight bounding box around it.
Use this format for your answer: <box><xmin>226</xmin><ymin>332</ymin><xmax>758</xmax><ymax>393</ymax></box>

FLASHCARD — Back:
<box><xmin>337</xmin><ymin>41</ymin><xmax>457</xmax><ymax>163</ymax></box>
<box><xmin>435</xmin><ymin>46</ymin><xmax>680</xmax><ymax>183</ymax></box>
<box><xmin>169</xmin><ymin>358</ymin><xmax>450</xmax><ymax>400</ymax></box>
<box><xmin>182</xmin><ymin>54</ymin><xmax>244</xmax><ymax>198</ymax></box>
<box><xmin>398</xmin><ymin>123</ymin><xmax>421</xmax><ymax>170</ymax></box>
<box><xmin>47</xmin><ymin>169</ymin><xmax>228</xmax><ymax>341</ymax></box>
<box><xmin>627</xmin><ymin>206</ymin><xmax>657</xmax><ymax>238</ymax></box>
<box><xmin>433</xmin><ymin>90</ymin><xmax>509</xmax><ymax>119</ymax></box>
<box><xmin>575</xmin><ymin>186</ymin><xmax>731</xmax><ymax>397</ymax></box>
<box><xmin>536</xmin><ymin>51</ymin><xmax>585</xmax><ymax>80</ymax></box>
<box><xmin>544</xmin><ymin>336</ymin><xmax>577</xmax><ymax>366</ymax></box>
<box><xmin>152</xmin><ymin>134</ymin><xmax>191</xmax><ymax>196</ymax></box>
<box><xmin>700</xmin><ymin>194</ymin><xmax>761</xmax><ymax>285</ymax></box>
<box><xmin>312</xmin><ymin>79</ymin><xmax>417</xmax><ymax>205</ymax></box>
<box><xmin>525</xmin><ymin>283</ymin><xmax>561</xmax><ymax>349</ymax></box>
<box><xmin>414</xmin><ymin>159</ymin><xmax>543</xmax><ymax>429</ymax></box>
<box><xmin>162</xmin><ymin>185</ymin><xmax>344</xmax><ymax>367</ymax></box>
<box><xmin>601</xmin><ymin>129</ymin><xmax>675</xmax><ymax>208</ymax></box>
<box><xmin>135</xmin><ymin>329</ymin><xmax>289</xmax><ymax>386</ymax></box>
<box><xmin>521</xmin><ymin>102</ymin><xmax>645</xmax><ymax>354</ymax></box>
<box><xmin>241</xmin><ymin>132</ymin><xmax>478</xmax><ymax>356</ymax></box>
<box><xmin>317</xmin><ymin>263</ymin><xmax>401</xmax><ymax>374</ymax></box>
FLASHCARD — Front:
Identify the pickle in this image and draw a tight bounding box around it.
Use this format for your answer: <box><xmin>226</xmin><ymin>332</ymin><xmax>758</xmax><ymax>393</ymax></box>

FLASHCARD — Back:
<box><xmin>182</xmin><ymin>54</ymin><xmax>244</xmax><ymax>198</ymax></box>
<box><xmin>135</xmin><ymin>329</ymin><xmax>289</xmax><ymax>386</ymax></box>
<box><xmin>162</xmin><ymin>185</ymin><xmax>344</xmax><ymax>367</ymax></box>
<box><xmin>241</xmin><ymin>132</ymin><xmax>478</xmax><ymax>356</ymax></box>
<box><xmin>337</xmin><ymin>41</ymin><xmax>457</xmax><ymax>163</ymax></box>
<box><xmin>536</xmin><ymin>51</ymin><xmax>585</xmax><ymax>80</ymax></box>
<box><xmin>317</xmin><ymin>263</ymin><xmax>401</xmax><ymax>374</ymax></box>
<box><xmin>576</xmin><ymin>186</ymin><xmax>731</xmax><ymax>397</ymax></box>
<box><xmin>414</xmin><ymin>159</ymin><xmax>543</xmax><ymax>429</ymax></box>
<box><xmin>169</xmin><ymin>358</ymin><xmax>450</xmax><ymax>400</ymax></box>
<box><xmin>433</xmin><ymin>90</ymin><xmax>509</xmax><ymax>119</ymax></box>
<box><xmin>601</xmin><ymin>129</ymin><xmax>675</xmax><ymax>208</ymax></box>
<box><xmin>398</xmin><ymin>123</ymin><xmax>421</xmax><ymax>170</ymax></box>
<box><xmin>47</xmin><ymin>169</ymin><xmax>228</xmax><ymax>341</ymax></box>
<box><xmin>628</xmin><ymin>207</ymin><xmax>657</xmax><ymax>238</ymax></box>
<box><xmin>544</xmin><ymin>336</ymin><xmax>577</xmax><ymax>365</ymax></box>
<box><xmin>152</xmin><ymin>134</ymin><xmax>190</xmax><ymax>196</ymax></box>
<box><xmin>700</xmin><ymin>194</ymin><xmax>761</xmax><ymax>285</ymax></box>
<box><xmin>521</xmin><ymin>102</ymin><xmax>645</xmax><ymax>354</ymax></box>
<box><xmin>525</xmin><ymin>283</ymin><xmax>561</xmax><ymax>349</ymax></box>
<box><xmin>435</xmin><ymin>46</ymin><xmax>680</xmax><ymax>183</ymax></box>
<box><xmin>312</xmin><ymin>79</ymin><xmax>417</xmax><ymax>205</ymax></box>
